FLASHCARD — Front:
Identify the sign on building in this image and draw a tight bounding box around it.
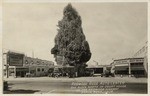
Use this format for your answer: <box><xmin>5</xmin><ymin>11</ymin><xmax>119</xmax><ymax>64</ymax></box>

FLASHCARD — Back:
<box><xmin>130</xmin><ymin>58</ymin><xmax>144</xmax><ymax>63</ymax></box>
<box><xmin>114</xmin><ymin>59</ymin><xmax>130</xmax><ymax>65</ymax></box>
<box><xmin>8</xmin><ymin>52</ymin><xmax>24</xmax><ymax>66</ymax></box>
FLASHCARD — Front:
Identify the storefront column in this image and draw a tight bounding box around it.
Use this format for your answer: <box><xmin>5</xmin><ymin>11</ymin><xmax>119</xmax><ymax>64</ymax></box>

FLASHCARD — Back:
<box><xmin>103</xmin><ymin>67</ymin><xmax>106</xmax><ymax>74</ymax></box>
<box><xmin>128</xmin><ymin>63</ymin><xmax>131</xmax><ymax>77</ymax></box>
<box><xmin>6</xmin><ymin>65</ymin><xmax>9</xmax><ymax>78</ymax></box>
<box><xmin>14</xmin><ymin>67</ymin><xmax>16</xmax><ymax>78</ymax></box>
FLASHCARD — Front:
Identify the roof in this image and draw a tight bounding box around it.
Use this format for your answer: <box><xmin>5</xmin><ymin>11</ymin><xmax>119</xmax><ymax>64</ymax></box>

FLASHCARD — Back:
<box><xmin>114</xmin><ymin>58</ymin><xmax>144</xmax><ymax>61</ymax></box>
<box><xmin>54</xmin><ymin>65</ymin><xmax>74</xmax><ymax>68</ymax></box>
<box><xmin>87</xmin><ymin>65</ymin><xmax>111</xmax><ymax>68</ymax></box>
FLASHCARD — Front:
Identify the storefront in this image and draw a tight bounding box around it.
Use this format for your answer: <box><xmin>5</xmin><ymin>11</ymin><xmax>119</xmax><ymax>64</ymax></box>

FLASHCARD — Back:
<box><xmin>5</xmin><ymin>66</ymin><xmax>29</xmax><ymax>78</ymax></box>
<box><xmin>86</xmin><ymin>65</ymin><xmax>104</xmax><ymax>74</ymax></box>
<box><xmin>112</xmin><ymin>58</ymin><xmax>146</xmax><ymax>77</ymax></box>
<box><xmin>15</xmin><ymin>67</ymin><xmax>29</xmax><ymax>77</ymax></box>
<box><xmin>3</xmin><ymin>51</ymin><xmax>54</xmax><ymax>78</ymax></box>
<box><xmin>114</xmin><ymin>64</ymin><xmax>129</xmax><ymax>75</ymax></box>
<box><xmin>3</xmin><ymin>51</ymin><xmax>25</xmax><ymax>78</ymax></box>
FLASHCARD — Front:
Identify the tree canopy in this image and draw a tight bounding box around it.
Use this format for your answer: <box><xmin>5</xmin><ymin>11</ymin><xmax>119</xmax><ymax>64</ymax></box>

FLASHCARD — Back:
<box><xmin>51</xmin><ymin>3</ymin><xmax>91</xmax><ymax>66</ymax></box>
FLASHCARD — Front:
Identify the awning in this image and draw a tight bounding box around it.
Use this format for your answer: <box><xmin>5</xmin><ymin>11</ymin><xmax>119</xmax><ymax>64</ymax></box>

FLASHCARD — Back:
<box><xmin>16</xmin><ymin>68</ymin><xmax>29</xmax><ymax>71</ymax></box>
<box><xmin>131</xmin><ymin>67</ymin><xmax>145</xmax><ymax>70</ymax></box>
<box><xmin>115</xmin><ymin>64</ymin><xmax>129</xmax><ymax>66</ymax></box>
<box><xmin>115</xmin><ymin>66</ymin><xmax>128</xmax><ymax>71</ymax></box>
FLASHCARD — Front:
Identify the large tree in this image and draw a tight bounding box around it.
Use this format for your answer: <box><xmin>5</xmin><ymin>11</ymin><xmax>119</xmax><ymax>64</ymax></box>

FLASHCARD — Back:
<box><xmin>51</xmin><ymin>3</ymin><xmax>91</xmax><ymax>76</ymax></box>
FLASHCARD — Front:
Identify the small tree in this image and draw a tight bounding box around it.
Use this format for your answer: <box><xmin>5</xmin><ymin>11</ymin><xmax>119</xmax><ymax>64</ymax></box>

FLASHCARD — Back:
<box><xmin>51</xmin><ymin>3</ymin><xmax>91</xmax><ymax>76</ymax></box>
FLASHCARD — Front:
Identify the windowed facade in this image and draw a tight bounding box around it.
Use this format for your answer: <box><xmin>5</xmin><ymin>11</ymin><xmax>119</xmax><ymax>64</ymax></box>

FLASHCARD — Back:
<box><xmin>112</xmin><ymin>58</ymin><xmax>146</xmax><ymax>77</ymax></box>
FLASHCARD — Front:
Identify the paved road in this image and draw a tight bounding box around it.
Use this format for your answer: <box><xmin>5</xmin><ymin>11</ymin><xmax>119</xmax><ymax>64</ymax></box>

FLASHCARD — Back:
<box><xmin>4</xmin><ymin>77</ymin><xmax>147</xmax><ymax>94</ymax></box>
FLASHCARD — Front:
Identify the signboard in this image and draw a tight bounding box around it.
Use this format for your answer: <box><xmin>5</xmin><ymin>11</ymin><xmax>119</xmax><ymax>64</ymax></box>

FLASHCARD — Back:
<box><xmin>115</xmin><ymin>63</ymin><xmax>129</xmax><ymax>67</ymax></box>
<box><xmin>130</xmin><ymin>58</ymin><xmax>144</xmax><ymax>63</ymax></box>
<box><xmin>8</xmin><ymin>52</ymin><xmax>24</xmax><ymax>66</ymax></box>
<box><xmin>114</xmin><ymin>59</ymin><xmax>130</xmax><ymax>65</ymax></box>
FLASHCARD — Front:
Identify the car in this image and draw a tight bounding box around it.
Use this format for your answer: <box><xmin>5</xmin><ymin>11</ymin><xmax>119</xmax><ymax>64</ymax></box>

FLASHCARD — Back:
<box><xmin>25</xmin><ymin>73</ymin><xmax>35</xmax><ymax>77</ymax></box>
<box><xmin>84</xmin><ymin>69</ymin><xmax>94</xmax><ymax>77</ymax></box>
<box><xmin>101</xmin><ymin>69</ymin><xmax>110</xmax><ymax>77</ymax></box>
<box><xmin>48</xmin><ymin>68</ymin><xmax>54</xmax><ymax>77</ymax></box>
<box><xmin>51</xmin><ymin>68</ymin><xmax>62</xmax><ymax>78</ymax></box>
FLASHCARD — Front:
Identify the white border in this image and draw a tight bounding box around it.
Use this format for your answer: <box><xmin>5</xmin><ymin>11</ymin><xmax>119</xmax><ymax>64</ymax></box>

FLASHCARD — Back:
<box><xmin>1</xmin><ymin>0</ymin><xmax>149</xmax><ymax>96</ymax></box>
<box><xmin>2</xmin><ymin>0</ymin><xmax>149</xmax><ymax>3</ymax></box>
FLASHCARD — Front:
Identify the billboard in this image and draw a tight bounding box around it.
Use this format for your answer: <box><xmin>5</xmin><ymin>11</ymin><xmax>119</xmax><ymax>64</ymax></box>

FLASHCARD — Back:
<box><xmin>7</xmin><ymin>52</ymin><xmax>24</xmax><ymax>66</ymax></box>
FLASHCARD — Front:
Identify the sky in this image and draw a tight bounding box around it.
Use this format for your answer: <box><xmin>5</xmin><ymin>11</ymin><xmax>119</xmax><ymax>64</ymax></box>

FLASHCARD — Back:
<box><xmin>3</xmin><ymin>2</ymin><xmax>147</xmax><ymax>65</ymax></box>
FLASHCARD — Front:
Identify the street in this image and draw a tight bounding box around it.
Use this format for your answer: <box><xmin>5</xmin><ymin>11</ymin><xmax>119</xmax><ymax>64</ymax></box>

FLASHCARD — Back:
<box><xmin>4</xmin><ymin>76</ymin><xmax>147</xmax><ymax>94</ymax></box>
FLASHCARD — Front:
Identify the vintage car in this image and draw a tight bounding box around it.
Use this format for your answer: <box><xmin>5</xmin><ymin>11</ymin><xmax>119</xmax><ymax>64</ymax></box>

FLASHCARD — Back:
<box><xmin>101</xmin><ymin>69</ymin><xmax>115</xmax><ymax>77</ymax></box>
<box><xmin>51</xmin><ymin>68</ymin><xmax>62</xmax><ymax>78</ymax></box>
<box><xmin>84</xmin><ymin>69</ymin><xmax>94</xmax><ymax>76</ymax></box>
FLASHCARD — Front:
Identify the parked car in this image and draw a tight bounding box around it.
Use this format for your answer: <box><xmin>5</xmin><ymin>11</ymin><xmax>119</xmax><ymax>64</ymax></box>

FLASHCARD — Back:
<box><xmin>48</xmin><ymin>68</ymin><xmax>54</xmax><ymax>77</ymax></box>
<box><xmin>25</xmin><ymin>73</ymin><xmax>35</xmax><ymax>77</ymax></box>
<box><xmin>84</xmin><ymin>69</ymin><xmax>94</xmax><ymax>76</ymax></box>
<box><xmin>51</xmin><ymin>68</ymin><xmax>62</xmax><ymax>78</ymax></box>
<box><xmin>101</xmin><ymin>69</ymin><xmax>111</xmax><ymax>77</ymax></box>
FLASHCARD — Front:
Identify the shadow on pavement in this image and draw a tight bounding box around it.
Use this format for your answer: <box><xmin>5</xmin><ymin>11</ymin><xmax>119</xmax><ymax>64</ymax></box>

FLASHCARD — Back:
<box><xmin>4</xmin><ymin>89</ymin><xmax>40</xmax><ymax>94</ymax></box>
<box><xmin>112</xmin><ymin>83</ymin><xmax>147</xmax><ymax>94</ymax></box>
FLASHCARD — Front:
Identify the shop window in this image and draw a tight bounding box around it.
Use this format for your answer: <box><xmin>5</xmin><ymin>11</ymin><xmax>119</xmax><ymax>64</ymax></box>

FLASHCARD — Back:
<box><xmin>37</xmin><ymin>68</ymin><xmax>40</xmax><ymax>72</ymax></box>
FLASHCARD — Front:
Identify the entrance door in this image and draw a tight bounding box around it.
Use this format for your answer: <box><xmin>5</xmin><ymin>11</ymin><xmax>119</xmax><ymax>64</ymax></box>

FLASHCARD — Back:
<box><xmin>21</xmin><ymin>71</ymin><xmax>25</xmax><ymax>77</ymax></box>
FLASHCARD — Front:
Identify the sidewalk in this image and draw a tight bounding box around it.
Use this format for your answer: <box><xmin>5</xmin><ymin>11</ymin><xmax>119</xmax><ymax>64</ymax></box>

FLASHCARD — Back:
<box><xmin>3</xmin><ymin>76</ymin><xmax>147</xmax><ymax>83</ymax></box>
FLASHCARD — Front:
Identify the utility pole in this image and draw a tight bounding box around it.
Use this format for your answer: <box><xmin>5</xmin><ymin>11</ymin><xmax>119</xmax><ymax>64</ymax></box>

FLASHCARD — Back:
<box><xmin>32</xmin><ymin>50</ymin><xmax>34</xmax><ymax>58</ymax></box>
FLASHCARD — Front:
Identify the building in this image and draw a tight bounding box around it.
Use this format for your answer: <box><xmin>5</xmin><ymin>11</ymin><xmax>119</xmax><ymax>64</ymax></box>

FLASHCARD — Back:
<box><xmin>133</xmin><ymin>41</ymin><xmax>147</xmax><ymax>58</ymax></box>
<box><xmin>86</xmin><ymin>64</ymin><xmax>112</xmax><ymax>75</ymax></box>
<box><xmin>3</xmin><ymin>51</ymin><xmax>26</xmax><ymax>78</ymax></box>
<box><xmin>132</xmin><ymin>41</ymin><xmax>148</xmax><ymax>76</ymax></box>
<box><xmin>23</xmin><ymin>56</ymin><xmax>54</xmax><ymax>77</ymax></box>
<box><xmin>111</xmin><ymin>58</ymin><xmax>146</xmax><ymax>77</ymax></box>
<box><xmin>86</xmin><ymin>65</ymin><xmax>104</xmax><ymax>74</ymax></box>
<box><xmin>3</xmin><ymin>50</ymin><xmax>54</xmax><ymax>78</ymax></box>
<box><xmin>110</xmin><ymin>40</ymin><xmax>148</xmax><ymax>77</ymax></box>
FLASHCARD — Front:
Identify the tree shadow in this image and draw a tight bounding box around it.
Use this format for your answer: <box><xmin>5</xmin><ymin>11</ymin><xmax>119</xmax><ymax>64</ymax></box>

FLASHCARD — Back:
<box><xmin>4</xmin><ymin>89</ymin><xmax>40</xmax><ymax>94</ymax></box>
